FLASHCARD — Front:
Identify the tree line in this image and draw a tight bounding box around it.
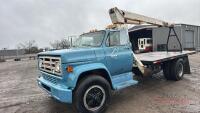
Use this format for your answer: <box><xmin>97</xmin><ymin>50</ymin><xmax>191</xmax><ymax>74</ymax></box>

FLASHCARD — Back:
<box><xmin>17</xmin><ymin>38</ymin><xmax>71</xmax><ymax>54</ymax></box>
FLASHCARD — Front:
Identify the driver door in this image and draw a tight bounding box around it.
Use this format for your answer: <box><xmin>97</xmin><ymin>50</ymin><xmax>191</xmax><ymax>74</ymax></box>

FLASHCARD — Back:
<box><xmin>104</xmin><ymin>30</ymin><xmax>133</xmax><ymax>76</ymax></box>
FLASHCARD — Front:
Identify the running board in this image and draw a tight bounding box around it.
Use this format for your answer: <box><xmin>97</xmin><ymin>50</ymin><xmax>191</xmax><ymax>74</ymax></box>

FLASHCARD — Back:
<box><xmin>111</xmin><ymin>72</ymin><xmax>138</xmax><ymax>90</ymax></box>
<box><xmin>114</xmin><ymin>80</ymin><xmax>138</xmax><ymax>90</ymax></box>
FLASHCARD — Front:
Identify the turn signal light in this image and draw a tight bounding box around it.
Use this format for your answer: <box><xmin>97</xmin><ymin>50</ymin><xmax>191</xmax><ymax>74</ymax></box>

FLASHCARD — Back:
<box><xmin>67</xmin><ymin>66</ymin><xmax>73</xmax><ymax>73</ymax></box>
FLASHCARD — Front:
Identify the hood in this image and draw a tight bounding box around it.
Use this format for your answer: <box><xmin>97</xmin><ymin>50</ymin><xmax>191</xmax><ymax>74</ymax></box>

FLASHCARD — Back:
<box><xmin>38</xmin><ymin>48</ymin><xmax>97</xmax><ymax>63</ymax></box>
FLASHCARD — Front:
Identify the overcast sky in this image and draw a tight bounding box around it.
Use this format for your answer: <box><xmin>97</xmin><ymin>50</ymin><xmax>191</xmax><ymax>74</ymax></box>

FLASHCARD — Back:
<box><xmin>0</xmin><ymin>0</ymin><xmax>200</xmax><ymax>49</ymax></box>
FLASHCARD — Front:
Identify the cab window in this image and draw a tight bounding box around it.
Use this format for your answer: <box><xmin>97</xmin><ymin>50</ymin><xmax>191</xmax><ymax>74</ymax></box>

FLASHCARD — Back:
<box><xmin>106</xmin><ymin>31</ymin><xmax>129</xmax><ymax>46</ymax></box>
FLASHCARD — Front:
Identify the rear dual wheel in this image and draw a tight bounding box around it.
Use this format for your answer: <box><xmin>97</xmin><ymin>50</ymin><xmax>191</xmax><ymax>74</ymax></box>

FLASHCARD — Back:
<box><xmin>163</xmin><ymin>59</ymin><xmax>184</xmax><ymax>81</ymax></box>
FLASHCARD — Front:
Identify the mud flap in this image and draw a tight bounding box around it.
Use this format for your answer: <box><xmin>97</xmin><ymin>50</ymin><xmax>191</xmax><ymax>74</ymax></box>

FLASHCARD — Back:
<box><xmin>183</xmin><ymin>56</ymin><xmax>191</xmax><ymax>74</ymax></box>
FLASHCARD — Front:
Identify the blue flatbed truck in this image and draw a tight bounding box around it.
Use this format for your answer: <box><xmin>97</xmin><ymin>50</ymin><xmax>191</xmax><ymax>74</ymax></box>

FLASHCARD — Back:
<box><xmin>37</xmin><ymin>7</ymin><xmax>195</xmax><ymax>113</ymax></box>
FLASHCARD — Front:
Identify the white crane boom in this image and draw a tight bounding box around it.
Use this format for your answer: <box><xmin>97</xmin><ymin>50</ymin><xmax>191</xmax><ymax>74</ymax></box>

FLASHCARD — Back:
<box><xmin>109</xmin><ymin>7</ymin><xmax>173</xmax><ymax>27</ymax></box>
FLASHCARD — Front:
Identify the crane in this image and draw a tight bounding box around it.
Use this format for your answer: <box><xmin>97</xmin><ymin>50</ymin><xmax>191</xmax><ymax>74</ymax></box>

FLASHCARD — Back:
<box><xmin>108</xmin><ymin>7</ymin><xmax>182</xmax><ymax>76</ymax></box>
<box><xmin>108</xmin><ymin>7</ymin><xmax>182</xmax><ymax>52</ymax></box>
<box><xmin>109</xmin><ymin>7</ymin><xmax>173</xmax><ymax>27</ymax></box>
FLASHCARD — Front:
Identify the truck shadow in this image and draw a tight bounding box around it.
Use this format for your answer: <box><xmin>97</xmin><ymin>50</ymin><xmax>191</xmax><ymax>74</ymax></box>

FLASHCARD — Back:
<box><xmin>43</xmin><ymin>98</ymin><xmax>74</xmax><ymax>113</ymax></box>
<box><xmin>107</xmin><ymin>72</ymin><xmax>179</xmax><ymax>112</ymax></box>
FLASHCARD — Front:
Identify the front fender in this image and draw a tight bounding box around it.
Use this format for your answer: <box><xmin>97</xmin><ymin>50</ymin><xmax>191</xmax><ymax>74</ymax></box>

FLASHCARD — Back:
<box><xmin>66</xmin><ymin>63</ymin><xmax>112</xmax><ymax>89</ymax></box>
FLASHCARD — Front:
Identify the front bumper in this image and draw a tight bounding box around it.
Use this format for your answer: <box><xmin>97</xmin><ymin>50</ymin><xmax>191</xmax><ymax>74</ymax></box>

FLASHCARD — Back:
<box><xmin>37</xmin><ymin>74</ymin><xmax>72</xmax><ymax>103</ymax></box>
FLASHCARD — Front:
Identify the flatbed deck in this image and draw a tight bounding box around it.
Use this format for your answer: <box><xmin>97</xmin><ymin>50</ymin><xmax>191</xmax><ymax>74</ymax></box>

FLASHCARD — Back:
<box><xmin>135</xmin><ymin>51</ymin><xmax>195</xmax><ymax>64</ymax></box>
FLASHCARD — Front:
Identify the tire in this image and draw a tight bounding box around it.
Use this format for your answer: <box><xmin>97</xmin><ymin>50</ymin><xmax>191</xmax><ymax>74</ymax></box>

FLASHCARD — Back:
<box><xmin>73</xmin><ymin>75</ymin><xmax>111</xmax><ymax>113</ymax></box>
<box><xmin>171</xmin><ymin>59</ymin><xmax>184</xmax><ymax>81</ymax></box>
<box><xmin>163</xmin><ymin>62</ymin><xmax>172</xmax><ymax>80</ymax></box>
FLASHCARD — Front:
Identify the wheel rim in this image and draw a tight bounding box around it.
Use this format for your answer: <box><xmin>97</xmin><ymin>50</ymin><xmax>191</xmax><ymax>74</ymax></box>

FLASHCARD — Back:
<box><xmin>83</xmin><ymin>85</ymin><xmax>106</xmax><ymax>111</ymax></box>
<box><xmin>177</xmin><ymin>62</ymin><xmax>183</xmax><ymax>77</ymax></box>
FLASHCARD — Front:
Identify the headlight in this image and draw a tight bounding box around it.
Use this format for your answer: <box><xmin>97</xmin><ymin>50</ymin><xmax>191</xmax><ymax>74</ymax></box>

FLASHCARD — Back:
<box><xmin>55</xmin><ymin>62</ymin><xmax>61</xmax><ymax>72</ymax></box>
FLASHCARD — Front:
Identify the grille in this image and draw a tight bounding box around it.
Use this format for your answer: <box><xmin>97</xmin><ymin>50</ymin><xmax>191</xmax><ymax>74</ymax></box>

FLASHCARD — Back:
<box><xmin>43</xmin><ymin>74</ymin><xmax>59</xmax><ymax>84</ymax></box>
<box><xmin>39</xmin><ymin>56</ymin><xmax>61</xmax><ymax>76</ymax></box>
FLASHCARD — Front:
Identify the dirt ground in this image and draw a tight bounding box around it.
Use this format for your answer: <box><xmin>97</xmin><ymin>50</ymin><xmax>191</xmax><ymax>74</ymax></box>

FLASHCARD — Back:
<box><xmin>0</xmin><ymin>54</ymin><xmax>200</xmax><ymax>113</ymax></box>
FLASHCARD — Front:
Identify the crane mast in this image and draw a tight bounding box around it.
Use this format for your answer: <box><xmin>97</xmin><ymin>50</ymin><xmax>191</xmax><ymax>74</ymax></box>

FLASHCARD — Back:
<box><xmin>109</xmin><ymin>7</ymin><xmax>173</xmax><ymax>27</ymax></box>
<box><xmin>108</xmin><ymin>7</ymin><xmax>182</xmax><ymax>53</ymax></box>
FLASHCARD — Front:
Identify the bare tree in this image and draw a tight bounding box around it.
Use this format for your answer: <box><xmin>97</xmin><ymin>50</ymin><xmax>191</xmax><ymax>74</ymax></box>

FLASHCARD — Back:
<box><xmin>50</xmin><ymin>39</ymin><xmax>70</xmax><ymax>49</ymax></box>
<box><xmin>59</xmin><ymin>39</ymin><xmax>70</xmax><ymax>49</ymax></box>
<box><xmin>50</xmin><ymin>40</ymin><xmax>60</xmax><ymax>50</ymax></box>
<box><xmin>18</xmin><ymin>40</ymin><xmax>39</xmax><ymax>54</ymax></box>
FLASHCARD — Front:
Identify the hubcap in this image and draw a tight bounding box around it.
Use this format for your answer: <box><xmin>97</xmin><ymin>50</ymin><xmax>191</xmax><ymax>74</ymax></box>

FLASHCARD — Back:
<box><xmin>177</xmin><ymin>62</ymin><xmax>183</xmax><ymax>77</ymax></box>
<box><xmin>83</xmin><ymin>85</ymin><xmax>106</xmax><ymax>111</ymax></box>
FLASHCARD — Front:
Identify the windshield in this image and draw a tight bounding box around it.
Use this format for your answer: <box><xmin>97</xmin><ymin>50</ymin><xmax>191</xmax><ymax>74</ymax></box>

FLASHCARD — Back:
<box><xmin>73</xmin><ymin>31</ymin><xmax>105</xmax><ymax>47</ymax></box>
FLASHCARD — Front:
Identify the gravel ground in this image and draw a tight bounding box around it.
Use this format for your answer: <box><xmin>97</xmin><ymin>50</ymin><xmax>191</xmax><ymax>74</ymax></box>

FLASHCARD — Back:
<box><xmin>0</xmin><ymin>54</ymin><xmax>200</xmax><ymax>113</ymax></box>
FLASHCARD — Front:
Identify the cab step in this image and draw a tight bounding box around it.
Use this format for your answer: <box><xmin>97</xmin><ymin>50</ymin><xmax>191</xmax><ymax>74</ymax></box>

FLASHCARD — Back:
<box><xmin>111</xmin><ymin>72</ymin><xmax>138</xmax><ymax>90</ymax></box>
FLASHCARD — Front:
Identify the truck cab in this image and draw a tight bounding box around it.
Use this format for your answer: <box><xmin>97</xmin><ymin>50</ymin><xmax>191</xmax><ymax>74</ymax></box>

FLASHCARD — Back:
<box><xmin>37</xmin><ymin>28</ymin><xmax>138</xmax><ymax>113</ymax></box>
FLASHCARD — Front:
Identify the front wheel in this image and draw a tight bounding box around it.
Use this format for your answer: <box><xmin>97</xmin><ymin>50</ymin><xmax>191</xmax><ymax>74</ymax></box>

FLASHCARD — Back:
<box><xmin>73</xmin><ymin>75</ymin><xmax>111</xmax><ymax>113</ymax></box>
